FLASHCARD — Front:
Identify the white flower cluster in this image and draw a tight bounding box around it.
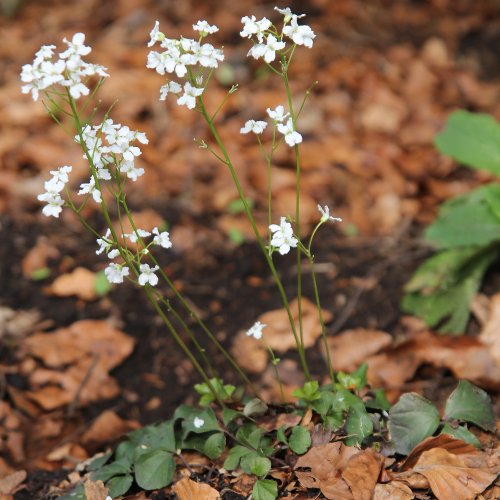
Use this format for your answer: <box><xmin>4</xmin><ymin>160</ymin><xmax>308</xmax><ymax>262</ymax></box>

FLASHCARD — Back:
<box><xmin>240</xmin><ymin>104</ymin><xmax>302</xmax><ymax>147</ymax></box>
<box><xmin>146</xmin><ymin>20</ymin><xmax>224</xmax><ymax>108</ymax></box>
<box><xmin>37</xmin><ymin>165</ymin><xmax>72</xmax><ymax>217</ymax></box>
<box><xmin>241</xmin><ymin>6</ymin><xmax>315</xmax><ymax>65</ymax></box>
<box><xmin>98</xmin><ymin>226</ymin><xmax>172</xmax><ymax>286</ymax></box>
<box><xmin>76</xmin><ymin>119</ymin><xmax>148</xmax><ymax>203</ymax></box>
<box><xmin>20</xmin><ymin>33</ymin><xmax>108</xmax><ymax>101</ymax></box>
<box><xmin>269</xmin><ymin>217</ymin><xmax>298</xmax><ymax>255</ymax></box>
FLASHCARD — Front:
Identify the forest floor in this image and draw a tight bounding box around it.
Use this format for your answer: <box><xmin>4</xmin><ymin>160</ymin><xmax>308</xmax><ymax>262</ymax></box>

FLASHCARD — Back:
<box><xmin>0</xmin><ymin>0</ymin><xmax>499</xmax><ymax>498</ymax></box>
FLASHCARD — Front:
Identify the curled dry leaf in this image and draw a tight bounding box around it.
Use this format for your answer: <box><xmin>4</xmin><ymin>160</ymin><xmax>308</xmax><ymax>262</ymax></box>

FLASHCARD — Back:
<box><xmin>172</xmin><ymin>476</ymin><xmax>219</xmax><ymax>500</ymax></box>
<box><xmin>295</xmin><ymin>442</ymin><xmax>381</xmax><ymax>500</ymax></box>
<box><xmin>373</xmin><ymin>481</ymin><xmax>414</xmax><ymax>500</ymax></box>
<box><xmin>81</xmin><ymin>410</ymin><xmax>140</xmax><ymax>449</ymax></box>
<box><xmin>258</xmin><ymin>297</ymin><xmax>332</xmax><ymax>354</ymax></box>
<box><xmin>478</xmin><ymin>293</ymin><xmax>500</xmax><ymax>365</ymax></box>
<box><xmin>322</xmin><ymin>328</ymin><xmax>392</xmax><ymax>372</ymax></box>
<box><xmin>401</xmin><ymin>434</ymin><xmax>478</xmax><ymax>471</ymax></box>
<box><xmin>47</xmin><ymin>267</ymin><xmax>98</xmax><ymax>301</ymax></box>
<box><xmin>412</xmin><ymin>447</ymin><xmax>497</xmax><ymax>500</ymax></box>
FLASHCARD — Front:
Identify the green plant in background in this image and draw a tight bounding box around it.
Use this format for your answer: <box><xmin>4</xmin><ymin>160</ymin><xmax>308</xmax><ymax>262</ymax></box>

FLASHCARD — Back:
<box><xmin>403</xmin><ymin>110</ymin><xmax>500</xmax><ymax>333</ymax></box>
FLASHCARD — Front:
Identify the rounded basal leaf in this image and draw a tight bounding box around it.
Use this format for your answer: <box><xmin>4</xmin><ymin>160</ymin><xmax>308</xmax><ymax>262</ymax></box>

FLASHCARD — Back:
<box><xmin>252</xmin><ymin>479</ymin><xmax>278</xmax><ymax>500</ymax></box>
<box><xmin>388</xmin><ymin>393</ymin><xmax>440</xmax><ymax>455</ymax></box>
<box><xmin>444</xmin><ymin>380</ymin><xmax>495</xmax><ymax>431</ymax></box>
<box><xmin>203</xmin><ymin>432</ymin><xmax>226</xmax><ymax>459</ymax></box>
<box><xmin>248</xmin><ymin>456</ymin><xmax>272</xmax><ymax>477</ymax></box>
<box><xmin>107</xmin><ymin>474</ymin><xmax>133</xmax><ymax>498</ymax></box>
<box><xmin>134</xmin><ymin>449</ymin><xmax>175</xmax><ymax>490</ymax></box>
<box><xmin>289</xmin><ymin>426</ymin><xmax>311</xmax><ymax>455</ymax></box>
<box><xmin>440</xmin><ymin>423</ymin><xmax>481</xmax><ymax>448</ymax></box>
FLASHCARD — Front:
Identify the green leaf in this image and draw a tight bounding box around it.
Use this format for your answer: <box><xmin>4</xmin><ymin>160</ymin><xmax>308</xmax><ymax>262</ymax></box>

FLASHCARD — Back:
<box><xmin>388</xmin><ymin>393</ymin><xmax>440</xmax><ymax>455</ymax></box>
<box><xmin>444</xmin><ymin>380</ymin><xmax>495</xmax><ymax>431</ymax></box>
<box><xmin>203</xmin><ymin>432</ymin><xmax>226</xmax><ymax>459</ymax></box>
<box><xmin>252</xmin><ymin>479</ymin><xmax>278</xmax><ymax>500</ymax></box>
<box><xmin>58</xmin><ymin>484</ymin><xmax>85</xmax><ymax>500</ymax></box>
<box><xmin>336</xmin><ymin>364</ymin><xmax>367</xmax><ymax>392</ymax></box>
<box><xmin>86</xmin><ymin>451</ymin><xmax>112</xmax><ymax>471</ymax></box>
<box><xmin>293</xmin><ymin>381</ymin><xmax>321</xmax><ymax>403</ymax></box>
<box><xmin>223</xmin><ymin>445</ymin><xmax>254</xmax><ymax>471</ymax></box>
<box><xmin>247</xmin><ymin>455</ymin><xmax>271</xmax><ymax>477</ymax></box>
<box><xmin>94</xmin><ymin>270</ymin><xmax>112</xmax><ymax>296</ymax></box>
<box><xmin>236</xmin><ymin>423</ymin><xmax>264</xmax><ymax>449</ymax></box>
<box><xmin>344</xmin><ymin>405</ymin><xmax>373</xmax><ymax>446</ymax></box>
<box><xmin>276</xmin><ymin>426</ymin><xmax>287</xmax><ymax>444</ymax></box>
<box><xmin>425</xmin><ymin>188</ymin><xmax>500</xmax><ymax>249</ymax></box>
<box><xmin>91</xmin><ymin>459</ymin><xmax>131</xmax><ymax>482</ymax></box>
<box><xmin>107</xmin><ymin>474</ymin><xmax>133</xmax><ymax>498</ymax></box>
<box><xmin>134</xmin><ymin>449</ymin><xmax>175</xmax><ymax>490</ymax></box>
<box><xmin>174</xmin><ymin>406</ymin><xmax>220</xmax><ymax>435</ymax></box>
<box><xmin>288</xmin><ymin>426</ymin><xmax>311</xmax><ymax>455</ymax></box>
<box><xmin>440</xmin><ymin>423</ymin><xmax>481</xmax><ymax>448</ymax></box>
<box><xmin>228</xmin><ymin>228</ymin><xmax>245</xmax><ymax>245</ymax></box>
<box><xmin>483</xmin><ymin>183</ymin><xmax>500</xmax><ymax>220</ymax></box>
<box><xmin>435</xmin><ymin>110</ymin><xmax>500</xmax><ymax>175</ymax></box>
<box><xmin>114</xmin><ymin>441</ymin><xmax>136</xmax><ymax>466</ymax></box>
<box><xmin>222</xmin><ymin>408</ymin><xmax>240</xmax><ymax>426</ymax></box>
<box><xmin>402</xmin><ymin>245</ymin><xmax>498</xmax><ymax>334</ymax></box>
<box><xmin>311</xmin><ymin>390</ymin><xmax>334</xmax><ymax>417</ymax></box>
<box><xmin>128</xmin><ymin>420</ymin><xmax>176</xmax><ymax>452</ymax></box>
<box><xmin>227</xmin><ymin>197</ymin><xmax>254</xmax><ymax>214</ymax></box>
<box><xmin>30</xmin><ymin>267</ymin><xmax>51</xmax><ymax>281</ymax></box>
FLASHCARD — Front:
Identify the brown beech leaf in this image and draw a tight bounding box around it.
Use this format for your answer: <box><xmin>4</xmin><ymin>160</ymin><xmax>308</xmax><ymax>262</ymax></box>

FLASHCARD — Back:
<box><xmin>412</xmin><ymin>448</ymin><xmax>497</xmax><ymax>500</ymax></box>
<box><xmin>258</xmin><ymin>297</ymin><xmax>332</xmax><ymax>354</ymax></box>
<box><xmin>21</xmin><ymin>237</ymin><xmax>59</xmax><ymax>279</ymax></box>
<box><xmin>172</xmin><ymin>477</ymin><xmax>219</xmax><ymax>500</ymax></box>
<box><xmin>373</xmin><ymin>481</ymin><xmax>414</xmax><ymax>500</ymax></box>
<box><xmin>47</xmin><ymin>267</ymin><xmax>98</xmax><ymax>301</ymax></box>
<box><xmin>0</xmin><ymin>470</ymin><xmax>26</xmax><ymax>495</ymax></box>
<box><xmin>323</xmin><ymin>328</ymin><xmax>392</xmax><ymax>372</ymax></box>
<box><xmin>81</xmin><ymin>410</ymin><xmax>140</xmax><ymax>448</ymax></box>
<box><xmin>342</xmin><ymin>448</ymin><xmax>383</xmax><ymax>500</ymax></box>
<box><xmin>231</xmin><ymin>330</ymin><xmax>268</xmax><ymax>374</ymax></box>
<box><xmin>401</xmin><ymin>435</ymin><xmax>478</xmax><ymax>471</ymax></box>
<box><xmin>478</xmin><ymin>293</ymin><xmax>500</xmax><ymax>365</ymax></box>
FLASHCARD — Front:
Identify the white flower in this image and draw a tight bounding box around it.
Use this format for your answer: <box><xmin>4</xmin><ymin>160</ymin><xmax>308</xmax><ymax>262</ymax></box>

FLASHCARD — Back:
<box><xmin>240</xmin><ymin>15</ymin><xmax>272</xmax><ymax>43</ymax></box>
<box><xmin>119</xmin><ymin>161</ymin><xmax>145</xmax><ymax>181</ymax></box>
<box><xmin>277</xmin><ymin>118</ymin><xmax>302</xmax><ymax>147</ymax></box>
<box><xmin>148</xmin><ymin>21</ymin><xmax>164</xmax><ymax>47</ymax></box>
<box><xmin>246</xmin><ymin>321</ymin><xmax>266</xmax><ymax>340</ymax></box>
<box><xmin>138</xmin><ymin>264</ymin><xmax>159</xmax><ymax>286</ymax></box>
<box><xmin>269</xmin><ymin>216</ymin><xmax>298</xmax><ymax>255</ymax></box>
<box><xmin>152</xmin><ymin>227</ymin><xmax>172</xmax><ymax>249</ymax></box>
<box><xmin>159</xmin><ymin>81</ymin><xmax>182</xmax><ymax>100</ymax></box>
<box><xmin>193</xmin><ymin>20</ymin><xmax>219</xmax><ymax>36</ymax></box>
<box><xmin>60</xmin><ymin>33</ymin><xmax>91</xmax><ymax>59</ymax></box>
<box><xmin>283</xmin><ymin>15</ymin><xmax>316</xmax><ymax>48</ymax></box>
<box><xmin>266</xmin><ymin>105</ymin><xmax>289</xmax><ymax>123</ymax></box>
<box><xmin>274</xmin><ymin>7</ymin><xmax>306</xmax><ymax>23</ymax></box>
<box><xmin>105</xmin><ymin>263</ymin><xmax>129</xmax><ymax>284</ymax></box>
<box><xmin>108</xmin><ymin>249</ymin><xmax>120</xmax><ymax>259</ymax></box>
<box><xmin>126</xmin><ymin>229</ymin><xmax>151</xmax><ymax>243</ymax></box>
<box><xmin>96</xmin><ymin>229</ymin><xmax>112</xmax><ymax>255</ymax></box>
<box><xmin>78</xmin><ymin>177</ymin><xmax>101</xmax><ymax>203</ymax></box>
<box><xmin>49</xmin><ymin>165</ymin><xmax>72</xmax><ymax>185</ymax></box>
<box><xmin>240</xmin><ymin>119</ymin><xmax>267</xmax><ymax>135</ymax></box>
<box><xmin>193</xmin><ymin>417</ymin><xmax>205</xmax><ymax>428</ymax></box>
<box><xmin>317</xmin><ymin>204</ymin><xmax>343</xmax><ymax>223</ymax></box>
<box><xmin>248</xmin><ymin>34</ymin><xmax>286</xmax><ymax>63</ymax></box>
<box><xmin>177</xmin><ymin>82</ymin><xmax>204</xmax><ymax>110</ymax></box>
<box><xmin>191</xmin><ymin>42</ymin><xmax>224</xmax><ymax>68</ymax></box>
<box><xmin>37</xmin><ymin>190</ymin><xmax>64</xmax><ymax>217</ymax></box>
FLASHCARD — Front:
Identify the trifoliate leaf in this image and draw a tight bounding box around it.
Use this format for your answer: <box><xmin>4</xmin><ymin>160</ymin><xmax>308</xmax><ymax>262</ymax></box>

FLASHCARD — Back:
<box><xmin>388</xmin><ymin>393</ymin><xmax>440</xmax><ymax>455</ymax></box>
<box><xmin>289</xmin><ymin>426</ymin><xmax>311</xmax><ymax>455</ymax></box>
<box><xmin>444</xmin><ymin>380</ymin><xmax>495</xmax><ymax>431</ymax></box>
<box><xmin>134</xmin><ymin>449</ymin><xmax>175</xmax><ymax>490</ymax></box>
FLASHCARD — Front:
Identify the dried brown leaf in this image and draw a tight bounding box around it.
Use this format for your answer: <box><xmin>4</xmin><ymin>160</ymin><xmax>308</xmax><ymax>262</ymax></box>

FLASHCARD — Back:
<box><xmin>342</xmin><ymin>448</ymin><xmax>383</xmax><ymax>500</ymax></box>
<box><xmin>373</xmin><ymin>481</ymin><xmax>414</xmax><ymax>500</ymax></box>
<box><xmin>81</xmin><ymin>410</ymin><xmax>140</xmax><ymax>448</ymax></box>
<box><xmin>0</xmin><ymin>471</ymin><xmax>26</xmax><ymax>495</ymax></box>
<box><xmin>413</xmin><ymin>448</ymin><xmax>496</xmax><ymax>500</ymax></box>
<box><xmin>478</xmin><ymin>293</ymin><xmax>500</xmax><ymax>365</ymax></box>
<box><xmin>48</xmin><ymin>267</ymin><xmax>98</xmax><ymax>301</ymax></box>
<box><xmin>172</xmin><ymin>477</ymin><xmax>219</xmax><ymax>500</ymax></box>
<box><xmin>83</xmin><ymin>478</ymin><xmax>108</xmax><ymax>500</ymax></box>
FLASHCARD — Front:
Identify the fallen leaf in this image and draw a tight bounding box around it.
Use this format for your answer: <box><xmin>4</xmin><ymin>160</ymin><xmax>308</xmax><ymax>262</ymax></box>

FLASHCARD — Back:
<box><xmin>81</xmin><ymin>410</ymin><xmax>140</xmax><ymax>449</ymax></box>
<box><xmin>0</xmin><ymin>471</ymin><xmax>26</xmax><ymax>495</ymax></box>
<box><xmin>401</xmin><ymin>434</ymin><xmax>479</xmax><ymax>471</ymax></box>
<box><xmin>373</xmin><ymin>481</ymin><xmax>414</xmax><ymax>500</ymax></box>
<box><xmin>21</xmin><ymin>237</ymin><xmax>59</xmax><ymax>279</ymax></box>
<box><xmin>231</xmin><ymin>330</ymin><xmax>268</xmax><ymax>374</ymax></box>
<box><xmin>342</xmin><ymin>448</ymin><xmax>383</xmax><ymax>500</ymax></box>
<box><xmin>323</xmin><ymin>329</ymin><xmax>392</xmax><ymax>372</ymax></box>
<box><xmin>258</xmin><ymin>297</ymin><xmax>332</xmax><ymax>354</ymax></box>
<box><xmin>83</xmin><ymin>478</ymin><xmax>108</xmax><ymax>500</ymax></box>
<box><xmin>412</xmin><ymin>448</ymin><xmax>496</xmax><ymax>500</ymax></box>
<box><xmin>172</xmin><ymin>476</ymin><xmax>219</xmax><ymax>500</ymax></box>
<box><xmin>48</xmin><ymin>267</ymin><xmax>98</xmax><ymax>301</ymax></box>
<box><xmin>478</xmin><ymin>293</ymin><xmax>500</xmax><ymax>365</ymax></box>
